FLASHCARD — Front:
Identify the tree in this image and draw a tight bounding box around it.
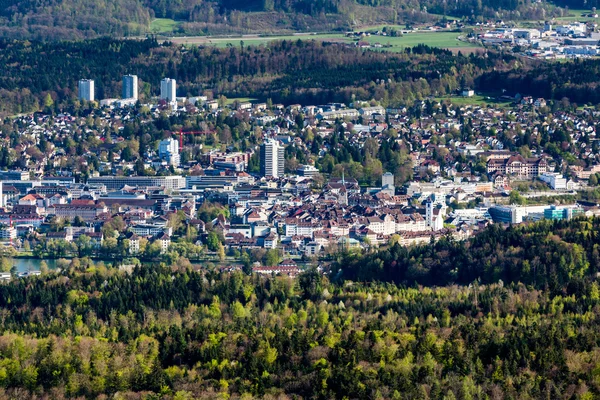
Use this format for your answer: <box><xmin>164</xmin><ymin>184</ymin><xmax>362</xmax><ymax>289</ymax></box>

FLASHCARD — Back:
<box><xmin>76</xmin><ymin>235</ymin><xmax>94</xmax><ymax>257</ymax></box>
<box><xmin>206</xmin><ymin>231</ymin><xmax>221</xmax><ymax>252</ymax></box>
<box><xmin>40</xmin><ymin>260</ymin><xmax>49</xmax><ymax>275</ymax></box>
<box><xmin>509</xmin><ymin>190</ymin><xmax>526</xmax><ymax>205</ymax></box>
<box><xmin>217</xmin><ymin>242</ymin><xmax>225</xmax><ymax>262</ymax></box>
<box><xmin>0</xmin><ymin>258</ymin><xmax>11</xmax><ymax>272</ymax></box>
<box><xmin>264</xmin><ymin>249</ymin><xmax>281</xmax><ymax>266</ymax></box>
<box><xmin>43</xmin><ymin>93</ymin><xmax>54</xmax><ymax>108</ymax></box>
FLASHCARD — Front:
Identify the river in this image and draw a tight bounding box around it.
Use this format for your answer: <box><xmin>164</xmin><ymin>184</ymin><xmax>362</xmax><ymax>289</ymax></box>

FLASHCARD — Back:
<box><xmin>10</xmin><ymin>258</ymin><xmax>111</xmax><ymax>273</ymax></box>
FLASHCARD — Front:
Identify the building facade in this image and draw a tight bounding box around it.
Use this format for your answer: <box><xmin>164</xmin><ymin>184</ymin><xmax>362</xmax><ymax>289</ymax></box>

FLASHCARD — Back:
<box><xmin>160</xmin><ymin>78</ymin><xmax>176</xmax><ymax>103</ymax></box>
<box><xmin>78</xmin><ymin>79</ymin><xmax>95</xmax><ymax>102</ymax></box>
<box><xmin>486</xmin><ymin>154</ymin><xmax>548</xmax><ymax>178</ymax></box>
<box><xmin>260</xmin><ymin>140</ymin><xmax>284</xmax><ymax>178</ymax></box>
<box><xmin>122</xmin><ymin>75</ymin><xmax>138</xmax><ymax>100</ymax></box>
<box><xmin>87</xmin><ymin>176</ymin><xmax>186</xmax><ymax>190</ymax></box>
<box><xmin>159</xmin><ymin>138</ymin><xmax>180</xmax><ymax>167</ymax></box>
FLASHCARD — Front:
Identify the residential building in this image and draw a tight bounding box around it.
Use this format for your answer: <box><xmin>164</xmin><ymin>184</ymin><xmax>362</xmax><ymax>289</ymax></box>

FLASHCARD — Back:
<box><xmin>486</xmin><ymin>154</ymin><xmax>548</xmax><ymax>178</ymax></box>
<box><xmin>260</xmin><ymin>139</ymin><xmax>284</xmax><ymax>178</ymax></box>
<box><xmin>0</xmin><ymin>226</ymin><xmax>16</xmax><ymax>240</ymax></box>
<box><xmin>154</xmin><ymin>232</ymin><xmax>171</xmax><ymax>254</ymax></box>
<box><xmin>160</xmin><ymin>78</ymin><xmax>176</xmax><ymax>103</ymax></box>
<box><xmin>159</xmin><ymin>138</ymin><xmax>180</xmax><ymax>167</ymax></box>
<box><xmin>48</xmin><ymin>203</ymin><xmax>108</xmax><ymax>221</ymax></box>
<box><xmin>426</xmin><ymin>194</ymin><xmax>446</xmax><ymax>231</ymax></box>
<box><xmin>126</xmin><ymin>232</ymin><xmax>141</xmax><ymax>254</ymax></box>
<box><xmin>78</xmin><ymin>79</ymin><xmax>94</xmax><ymax>102</ymax></box>
<box><xmin>297</xmin><ymin>165</ymin><xmax>320</xmax><ymax>178</ymax></box>
<box><xmin>122</xmin><ymin>75</ymin><xmax>138</xmax><ymax>100</ymax></box>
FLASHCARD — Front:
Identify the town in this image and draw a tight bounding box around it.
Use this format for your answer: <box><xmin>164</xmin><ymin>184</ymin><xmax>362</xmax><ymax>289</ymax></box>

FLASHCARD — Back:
<box><xmin>0</xmin><ymin>73</ymin><xmax>598</xmax><ymax>278</ymax></box>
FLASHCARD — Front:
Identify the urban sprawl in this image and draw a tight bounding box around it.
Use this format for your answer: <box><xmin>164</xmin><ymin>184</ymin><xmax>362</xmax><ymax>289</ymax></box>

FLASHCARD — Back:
<box><xmin>0</xmin><ymin>73</ymin><xmax>598</xmax><ymax>278</ymax></box>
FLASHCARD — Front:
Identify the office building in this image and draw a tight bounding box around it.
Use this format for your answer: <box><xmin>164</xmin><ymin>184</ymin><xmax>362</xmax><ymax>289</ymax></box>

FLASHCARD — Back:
<box><xmin>122</xmin><ymin>75</ymin><xmax>138</xmax><ymax>100</ymax></box>
<box><xmin>160</xmin><ymin>78</ymin><xmax>176</xmax><ymax>103</ymax></box>
<box><xmin>87</xmin><ymin>176</ymin><xmax>186</xmax><ymax>190</ymax></box>
<box><xmin>539</xmin><ymin>172</ymin><xmax>568</xmax><ymax>190</ymax></box>
<box><xmin>78</xmin><ymin>79</ymin><xmax>95</xmax><ymax>102</ymax></box>
<box><xmin>158</xmin><ymin>138</ymin><xmax>180</xmax><ymax>167</ymax></box>
<box><xmin>260</xmin><ymin>139</ymin><xmax>284</xmax><ymax>178</ymax></box>
<box><xmin>543</xmin><ymin>205</ymin><xmax>584</xmax><ymax>221</ymax></box>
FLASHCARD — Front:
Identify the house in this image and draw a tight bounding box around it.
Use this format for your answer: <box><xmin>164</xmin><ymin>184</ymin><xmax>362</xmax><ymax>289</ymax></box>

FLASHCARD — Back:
<box><xmin>263</xmin><ymin>232</ymin><xmax>278</xmax><ymax>249</ymax></box>
<box><xmin>154</xmin><ymin>232</ymin><xmax>171</xmax><ymax>254</ymax></box>
<box><xmin>126</xmin><ymin>232</ymin><xmax>141</xmax><ymax>254</ymax></box>
<box><xmin>252</xmin><ymin>259</ymin><xmax>300</xmax><ymax>277</ymax></box>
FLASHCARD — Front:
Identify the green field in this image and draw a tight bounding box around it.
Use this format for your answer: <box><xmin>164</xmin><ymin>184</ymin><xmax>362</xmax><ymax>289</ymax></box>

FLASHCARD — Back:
<box><xmin>224</xmin><ymin>97</ymin><xmax>257</xmax><ymax>105</ymax></box>
<box><xmin>150</xmin><ymin>18</ymin><xmax>180</xmax><ymax>33</ymax></box>
<box><xmin>553</xmin><ymin>8</ymin><xmax>599</xmax><ymax>21</ymax></box>
<box><xmin>360</xmin><ymin>31</ymin><xmax>475</xmax><ymax>50</ymax></box>
<box><xmin>435</xmin><ymin>94</ymin><xmax>513</xmax><ymax>107</ymax></box>
<box><xmin>171</xmin><ymin>31</ymin><xmax>476</xmax><ymax>51</ymax></box>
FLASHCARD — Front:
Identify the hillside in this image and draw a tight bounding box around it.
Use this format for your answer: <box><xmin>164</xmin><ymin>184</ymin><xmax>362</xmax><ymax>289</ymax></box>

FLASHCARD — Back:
<box><xmin>0</xmin><ymin>219</ymin><xmax>598</xmax><ymax>398</ymax></box>
<box><xmin>0</xmin><ymin>0</ymin><xmax>575</xmax><ymax>39</ymax></box>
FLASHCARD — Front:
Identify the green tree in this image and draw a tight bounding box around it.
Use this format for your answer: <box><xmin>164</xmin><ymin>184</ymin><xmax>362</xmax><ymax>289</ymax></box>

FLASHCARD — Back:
<box><xmin>206</xmin><ymin>231</ymin><xmax>221</xmax><ymax>252</ymax></box>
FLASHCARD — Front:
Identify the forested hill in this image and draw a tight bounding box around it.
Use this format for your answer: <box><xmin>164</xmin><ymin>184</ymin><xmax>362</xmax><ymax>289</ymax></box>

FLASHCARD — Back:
<box><xmin>0</xmin><ymin>219</ymin><xmax>599</xmax><ymax>397</ymax></box>
<box><xmin>334</xmin><ymin>217</ymin><xmax>599</xmax><ymax>293</ymax></box>
<box><xmin>0</xmin><ymin>0</ymin><xmax>578</xmax><ymax>39</ymax></box>
<box><xmin>0</xmin><ymin>38</ymin><xmax>518</xmax><ymax>117</ymax></box>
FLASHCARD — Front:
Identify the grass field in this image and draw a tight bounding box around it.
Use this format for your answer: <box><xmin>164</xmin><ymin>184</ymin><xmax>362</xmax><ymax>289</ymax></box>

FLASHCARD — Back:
<box><xmin>170</xmin><ymin>31</ymin><xmax>476</xmax><ymax>51</ymax></box>
<box><xmin>170</xmin><ymin>33</ymin><xmax>345</xmax><ymax>48</ymax></box>
<box><xmin>553</xmin><ymin>8</ymin><xmax>598</xmax><ymax>21</ymax></box>
<box><xmin>150</xmin><ymin>18</ymin><xmax>180</xmax><ymax>33</ymax></box>
<box><xmin>360</xmin><ymin>31</ymin><xmax>475</xmax><ymax>50</ymax></box>
<box><xmin>224</xmin><ymin>97</ymin><xmax>257</xmax><ymax>105</ymax></box>
<box><xmin>435</xmin><ymin>94</ymin><xmax>513</xmax><ymax>107</ymax></box>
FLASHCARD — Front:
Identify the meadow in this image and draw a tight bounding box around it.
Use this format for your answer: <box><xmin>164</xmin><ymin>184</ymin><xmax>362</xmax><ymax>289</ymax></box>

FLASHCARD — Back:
<box><xmin>150</xmin><ymin>18</ymin><xmax>180</xmax><ymax>33</ymax></box>
<box><xmin>169</xmin><ymin>30</ymin><xmax>477</xmax><ymax>52</ymax></box>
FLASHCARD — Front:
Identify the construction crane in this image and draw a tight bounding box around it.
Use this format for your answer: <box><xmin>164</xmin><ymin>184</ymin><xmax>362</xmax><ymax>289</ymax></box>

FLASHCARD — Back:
<box><xmin>172</xmin><ymin>128</ymin><xmax>214</xmax><ymax>148</ymax></box>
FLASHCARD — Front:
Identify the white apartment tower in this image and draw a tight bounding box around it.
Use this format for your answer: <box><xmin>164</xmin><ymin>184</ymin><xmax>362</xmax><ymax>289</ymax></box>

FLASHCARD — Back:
<box><xmin>123</xmin><ymin>75</ymin><xmax>138</xmax><ymax>100</ymax></box>
<box><xmin>160</xmin><ymin>78</ymin><xmax>176</xmax><ymax>103</ymax></box>
<box><xmin>159</xmin><ymin>138</ymin><xmax>180</xmax><ymax>167</ymax></box>
<box><xmin>260</xmin><ymin>139</ymin><xmax>285</xmax><ymax>178</ymax></box>
<box><xmin>78</xmin><ymin>79</ymin><xmax>95</xmax><ymax>102</ymax></box>
<box><xmin>426</xmin><ymin>194</ymin><xmax>446</xmax><ymax>231</ymax></box>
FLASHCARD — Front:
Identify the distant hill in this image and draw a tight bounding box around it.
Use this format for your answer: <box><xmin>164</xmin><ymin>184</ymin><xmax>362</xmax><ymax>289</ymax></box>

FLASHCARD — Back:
<box><xmin>0</xmin><ymin>0</ymin><xmax>582</xmax><ymax>40</ymax></box>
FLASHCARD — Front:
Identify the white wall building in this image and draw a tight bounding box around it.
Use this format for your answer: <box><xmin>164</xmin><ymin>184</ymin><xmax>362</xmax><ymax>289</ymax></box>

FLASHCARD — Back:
<box><xmin>539</xmin><ymin>173</ymin><xmax>567</xmax><ymax>190</ymax></box>
<box><xmin>78</xmin><ymin>79</ymin><xmax>95</xmax><ymax>102</ymax></box>
<box><xmin>122</xmin><ymin>75</ymin><xmax>138</xmax><ymax>100</ymax></box>
<box><xmin>425</xmin><ymin>194</ymin><xmax>446</xmax><ymax>231</ymax></box>
<box><xmin>260</xmin><ymin>139</ymin><xmax>284</xmax><ymax>178</ymax></box>
<box><xmin>159</xmin><ymin>138</ymin><xmax>180</xmax><ymax>167</ymax></box>
<box><xmin>160</xmin><ymin>78</ymin><xmax>176</xmax><ymax>103</ymax></box>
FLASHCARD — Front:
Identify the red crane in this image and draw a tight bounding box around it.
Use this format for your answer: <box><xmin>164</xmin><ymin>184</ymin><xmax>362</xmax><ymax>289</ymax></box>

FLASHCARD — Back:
<box><xmin>172</xmin><ymin>128</ymin><xmax>214</xmax><ymax>148</ymax></box>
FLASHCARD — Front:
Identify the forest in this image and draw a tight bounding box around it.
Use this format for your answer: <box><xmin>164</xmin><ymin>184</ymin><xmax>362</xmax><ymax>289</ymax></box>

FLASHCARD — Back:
<box><xmin>0</xmin><ymin>218</ymin><xmax>599</xmax><ymax>398</ymax></box>
<box><xmin>5</xmin><ymin>37</ymin><xmax>600</xmax><ymax>122</ymax></box>
<box><xmin>0</xmin><ymin>38</ymin><xmax>518</xmax><ymax>117</ymax></box>
<box><xmin>333</xmin><ymin>217</ymin><xmax>600</xmax><ymax>293</ymax></box>
<box><xmin>478</xmin><ymin>58</ymin><xmax>600</xmax><ymax>107</ymax></box>
<box><xmin>0</xmin><ymin>0</ymin><xmax>574</xmax><ymax>39</ymax></box>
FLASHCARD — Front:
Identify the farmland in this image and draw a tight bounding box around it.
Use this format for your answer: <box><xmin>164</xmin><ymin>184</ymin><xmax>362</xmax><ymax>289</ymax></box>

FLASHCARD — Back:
<box><xmin>169</xmin><ymin>30</ymin><xmax>477</xmax><ymax>51</ymax></box>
